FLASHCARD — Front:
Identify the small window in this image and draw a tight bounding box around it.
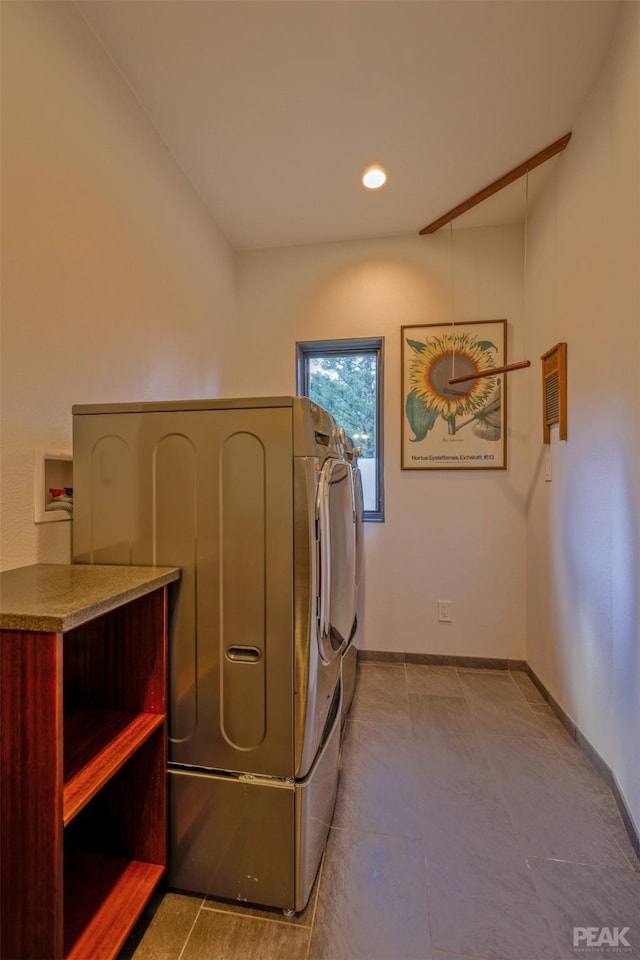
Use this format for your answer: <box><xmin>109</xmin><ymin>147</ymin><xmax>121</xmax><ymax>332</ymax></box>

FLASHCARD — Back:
<box><xmin>296</xmin><ymin>338</ymin><xmax>384</xmax><ymax>521</ymax></box>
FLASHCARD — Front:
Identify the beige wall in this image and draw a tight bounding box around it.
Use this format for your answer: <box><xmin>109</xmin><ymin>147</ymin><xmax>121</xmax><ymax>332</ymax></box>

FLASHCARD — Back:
<box><xmin>234</xmin><ymin>227</ymin><xmax>529</xmax><ymax>660</ymax></box>
<box><xmin>1</xmin><ymin>0</ymin><xmax>636</xmax><ymax>839</ymax></box>
<box><xmin>0</xmin><ymin>2</ymin><xmax>236</xmax><ymax>570</ymax></box>
<box><xmin>525</xmin><ymin>2</ymin><xmax>639</xmax><ymax>833</ymax></box>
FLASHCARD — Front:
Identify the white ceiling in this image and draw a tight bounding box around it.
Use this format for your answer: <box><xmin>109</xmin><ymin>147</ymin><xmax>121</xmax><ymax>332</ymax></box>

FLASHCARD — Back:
<box><xmin>76</xmin><ymin>0</ymin><xmax>620</xmax><ymax>250</ymax></box>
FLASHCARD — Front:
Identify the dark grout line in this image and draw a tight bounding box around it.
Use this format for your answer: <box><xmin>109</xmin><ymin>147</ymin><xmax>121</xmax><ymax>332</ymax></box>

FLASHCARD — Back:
<box><xmin>304</xmin><ymin>849</ymin><xmax>325</xmax><ymax>960</ymax></box>
<box><xmin>175</xmin><ymin>896</ymin><xmax>206</xmax><ymax>960</ymax></box>
<box><xmin>201</xmin><ymin>904</ymin><xmax>312</xmax><ymax>928</ymax></box>
<box><xmin>328</xmin><ymin>822</ymin><xmax>422</xmax><ymax>841</ymax></box>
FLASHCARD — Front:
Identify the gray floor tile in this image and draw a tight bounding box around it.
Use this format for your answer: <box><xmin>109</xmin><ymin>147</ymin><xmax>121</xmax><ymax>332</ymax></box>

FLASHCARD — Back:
<box><xmin>529</xmin><ymin>857</ymin><xmax>640</xmax><ymax>960</ymax></box>
<box><xmin>308</xmin><ymin>827</ymin><xmax>432</xmax><ymax>959</ymax></box>
<box><xmin>525</xmin><ymin>706</ymin><xmax>612</xmax><ymax>799</ymax></box>
<box><xmin>459</xmin><ymin>671</ymin><xmax>550</xmax><ymax>738</ymax></box>
<box><xmin>510</xmin><ymin>670</ymin><xmax>546</xmax><ymax>702</ymax></box>
<box><xmin>414</xmin><ymin>749</ymin><xmax>558</xmax><ymax>956</ymax></box>
<box><xmin>333</xmin><ymin>718</ymin><xmax>420</xmax><ymax>838</ymax></box>
<box><xmin>409</xmin><ymin>694</ymin><xmax>509</xmax><ymax>831</ymax></box>
<box><xmin>118</xmin><ymin>891</ymin><xmax>203</xmax><ymax>960</ymax></box>
<box><xmin>434</xmin><ymin>954</ymin><xmax>494</xmax><ymax>960</ymax></box>
<box><xmin>482</xmin><ymin>735</ymin><xmax>629</xmax><ymax>867</ymax></box>
<box><xmin>416</xmin><ymin>752</ymin><xmax>523</xmax><ymax>870</ymax></box>
<box><xmin>406</xmin><ymin>663</ymin><xmax>465</xmax><ymax>697</ymax></box>
<box><xmin>529</xmin><ymin>701</ymin><xmax>554</xmax><ymax>712</ymax></box>
<box><xmin>203</xmin><ymin>866</ymin><xmax>319</xmax><ymax>926</ymax></box>
<box><xmin>409</xmin><ymin>692</ymin><xmax>497</xmax><ymax>791</ymax></box>
<box><xmin>118</xmin><ymin>660</ymin><xmax>639</xmax><ymax>960</ymax></box>
<box><xmin>589</xmin><ymin>791</ymin><xmax>640</xmax><ymax>872</ymax></box>
<box><xmin>348</xmin><ymin>662</ymin><xmax>410</xmax><ymax>726</ymax></box>
<box><xmin>181</xmin><ymin>908</ymin><xmax>311</xmax><ymax>960</ymax></box>
<box><xmin>408</xmin><ymin>694</ymin><xmax>558</xmax><ymax>959</ymax></box>
<box><xmin>424</xmin><ymin>840</ymin><xmax>560</xmax><ymax>960</ymax></box>
<box><xmin>409</xmin><ymin>691</ymin><xmax>478</xmax><ymax>753</ymax></box>
<box><xmin>426</xmin><ymin>843</ymin><xmax>561</xmax><ymax>956</ymax></box>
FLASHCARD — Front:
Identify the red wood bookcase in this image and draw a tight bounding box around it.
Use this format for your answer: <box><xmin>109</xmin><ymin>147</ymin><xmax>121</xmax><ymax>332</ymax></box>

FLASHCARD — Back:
<box><xmin>1</xmin><ymin>566</ymin><xmax>177</xmax><ymax>960</ymax></box>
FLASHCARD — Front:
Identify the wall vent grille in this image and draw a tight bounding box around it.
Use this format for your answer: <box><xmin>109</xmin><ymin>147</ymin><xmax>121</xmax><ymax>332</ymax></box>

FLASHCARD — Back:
<box><xmin>541</xmin><ymin>343</ymin><xmax>567</xmax><ymax>442</ymax></box>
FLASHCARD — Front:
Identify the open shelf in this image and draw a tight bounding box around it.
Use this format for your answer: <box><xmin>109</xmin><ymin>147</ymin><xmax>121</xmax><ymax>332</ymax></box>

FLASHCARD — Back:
<box><xmin>64</xmin><ymin>850</ymin><xmax>164</xmax><ymax>960</ymax></box>
<box><xmin>1</xmin><ymin>572</ymin><xmax>173</xmax><ymax>960</ymax></box>
<box><xmin>64</xmin><ymin>709</ymin><xmax>165</xmax><ymax>826</ymax></box>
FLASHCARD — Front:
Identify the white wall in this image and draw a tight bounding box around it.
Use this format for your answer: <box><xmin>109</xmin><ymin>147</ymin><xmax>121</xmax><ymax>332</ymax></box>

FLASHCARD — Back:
<box><xmin>526</xmin><ymin>2</ymin><xmax>639</xmax><ymax>833</ymax></box>
<box><xmin>234</xmin><ymin>227</ymin><xmax>529</xmax><ymax>660</ymax></box>
<box><xmin>3</xmin><ymin>0</ymin><xmax>635</xmax><ymax>836</ymax></box>
<box><xmin>0</xmin><ymin>2</ymin><xmax>236</xmax><ymax>570</ymax></box>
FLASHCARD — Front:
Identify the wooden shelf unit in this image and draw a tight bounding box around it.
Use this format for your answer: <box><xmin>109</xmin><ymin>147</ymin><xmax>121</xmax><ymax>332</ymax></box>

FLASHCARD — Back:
<box><xmin>63</xmin><ymin>709</ymin><xmax>165</xmax><ymax>825</ymax></box>
<box><xmin>64</xmin><ymin>851</ymin><xmax>164</xmax><ymax>960</ymax></box>
<box><xmin>1</xmin><ymin>570</ymin><xmax>175</xmax><ymax>960</ymax></box>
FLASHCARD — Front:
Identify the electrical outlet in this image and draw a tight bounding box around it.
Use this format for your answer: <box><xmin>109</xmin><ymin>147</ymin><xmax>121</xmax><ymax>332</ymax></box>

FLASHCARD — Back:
<box><xmin>438</xmin><ymin>600</ymin><xmax>453</xmax><ymax>622</ymax></box>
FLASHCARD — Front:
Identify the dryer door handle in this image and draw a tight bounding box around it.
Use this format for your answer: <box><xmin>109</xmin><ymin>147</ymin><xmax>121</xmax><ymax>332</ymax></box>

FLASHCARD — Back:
<box><xmin>317</xmin><ymin>468</ymin><xmax>332</xmax><ymax>660</ymax></box>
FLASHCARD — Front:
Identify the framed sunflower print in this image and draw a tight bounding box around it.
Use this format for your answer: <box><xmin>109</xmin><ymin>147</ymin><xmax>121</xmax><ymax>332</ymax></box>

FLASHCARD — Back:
<box><xmin>401</xmin><ymin>319</ymin><xmax>507</xmax><ymax>470</ymax></box>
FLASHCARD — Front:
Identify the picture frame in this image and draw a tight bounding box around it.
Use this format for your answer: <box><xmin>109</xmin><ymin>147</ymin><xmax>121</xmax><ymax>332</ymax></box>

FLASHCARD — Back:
<box><xmin>401</xmin><ymin>319</ymin><xmax>507</xmax><ymax>470</ymax></box>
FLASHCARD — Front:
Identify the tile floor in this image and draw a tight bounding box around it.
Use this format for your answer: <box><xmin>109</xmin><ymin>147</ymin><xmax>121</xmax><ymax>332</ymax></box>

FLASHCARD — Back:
<box><xmin>119</xmin><ymin>663</ymin><xmax>640</xmax><ymax>960</ymax></box>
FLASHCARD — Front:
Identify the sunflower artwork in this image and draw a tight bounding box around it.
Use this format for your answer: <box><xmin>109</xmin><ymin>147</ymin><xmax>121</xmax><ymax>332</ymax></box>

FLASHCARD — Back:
<box><xmin>401</xmin><ymin>319</ymin><xmax>507</xmax><ymax>470</ymax></box>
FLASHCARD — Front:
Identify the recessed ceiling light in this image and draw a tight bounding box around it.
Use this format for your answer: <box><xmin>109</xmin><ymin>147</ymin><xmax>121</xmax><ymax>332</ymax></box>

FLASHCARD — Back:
<box><xmin>362</xmin><ymin>165</ymin><xmax>387</xmax><ymax>190</ymax></box>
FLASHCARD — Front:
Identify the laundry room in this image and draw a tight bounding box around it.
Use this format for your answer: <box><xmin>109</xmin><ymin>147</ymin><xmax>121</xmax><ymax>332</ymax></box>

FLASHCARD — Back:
<box><xmin>1</xmin><ymin>2</ymin><xmax>638</xmax><ymax>958</ymax></box>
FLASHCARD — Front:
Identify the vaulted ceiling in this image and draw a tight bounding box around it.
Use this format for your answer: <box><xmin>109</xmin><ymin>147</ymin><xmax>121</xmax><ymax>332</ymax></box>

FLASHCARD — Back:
<box><xmin>77</xmin><ymin>1</ymin><xmax>620</xmax><ymax>250</ymax></box>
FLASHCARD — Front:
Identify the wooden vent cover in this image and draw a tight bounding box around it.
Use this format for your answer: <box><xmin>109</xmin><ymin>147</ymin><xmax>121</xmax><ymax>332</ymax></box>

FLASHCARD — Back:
<box><xmin>541</xmin><ymin>342</ymin><xmax>567</xmax><ymax>442</ymax></box>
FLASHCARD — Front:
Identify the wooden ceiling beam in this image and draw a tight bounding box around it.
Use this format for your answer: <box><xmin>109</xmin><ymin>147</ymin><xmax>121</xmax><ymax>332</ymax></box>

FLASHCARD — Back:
<box><xmin>419</xmin><ymin>133</ymin><xmax>572</xmax><ymax>235</ymax></box>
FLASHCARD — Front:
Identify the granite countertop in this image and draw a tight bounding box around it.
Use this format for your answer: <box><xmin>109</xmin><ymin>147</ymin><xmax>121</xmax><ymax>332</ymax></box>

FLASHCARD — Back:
<box><xmin>0</xmin><ymin>563</ymin><xmax>180</xmax><ymax>633</ymax></box>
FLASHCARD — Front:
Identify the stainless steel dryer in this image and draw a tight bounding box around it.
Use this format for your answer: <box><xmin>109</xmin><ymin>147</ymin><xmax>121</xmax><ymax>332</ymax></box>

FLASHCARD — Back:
<box><xmin>73</xmin><ymin>396</ymin><xmax>356</xmax><ymax>913</ymax></box>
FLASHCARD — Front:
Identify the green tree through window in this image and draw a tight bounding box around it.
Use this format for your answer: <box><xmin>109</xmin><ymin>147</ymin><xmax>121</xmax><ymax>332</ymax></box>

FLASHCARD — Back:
<box><xmin>297</xmin><ymin>338</ymin><xmax>384</xmax><ymax>521</ymax></box>
<box><xmin>308</xmin><ymin>355</ymin><xmax>376</xmax><ymax>459</ymax></box>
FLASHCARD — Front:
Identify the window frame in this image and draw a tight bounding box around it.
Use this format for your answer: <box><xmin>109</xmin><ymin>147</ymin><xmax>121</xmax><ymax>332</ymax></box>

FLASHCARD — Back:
<box><xmin>296</xmin><ymin>337</ymin><xmax>385</xmax><ymax>522</ymax></box>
